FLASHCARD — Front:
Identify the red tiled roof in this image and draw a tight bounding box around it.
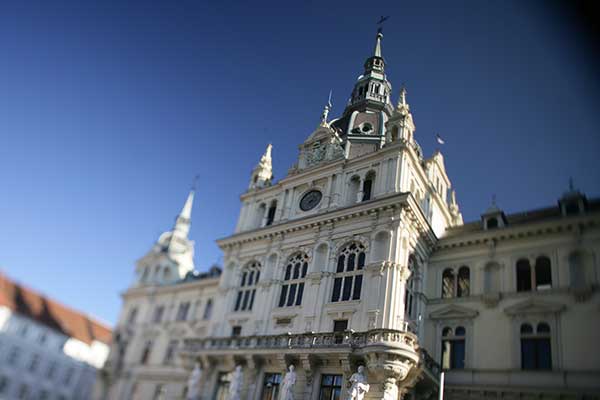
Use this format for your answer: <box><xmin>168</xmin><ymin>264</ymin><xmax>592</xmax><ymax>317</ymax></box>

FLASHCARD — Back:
<box><xmin>0</xmin><ymin>272</ymin><xmax>112</xmax><ymax>345</ymax></box>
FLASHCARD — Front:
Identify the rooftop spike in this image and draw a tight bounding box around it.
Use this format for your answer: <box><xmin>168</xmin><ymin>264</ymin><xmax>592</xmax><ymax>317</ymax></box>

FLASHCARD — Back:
<box><xmin>374</xmin><ymin>29</ymin><xmax>383</xmax><ymax>58</ymax></box>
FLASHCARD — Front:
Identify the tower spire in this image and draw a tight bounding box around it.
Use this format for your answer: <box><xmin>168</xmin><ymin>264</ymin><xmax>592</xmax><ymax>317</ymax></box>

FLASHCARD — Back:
<box><xmin>249</xmin><ymin>144</ymin><xmax>274</xmax><ymax>190</ymax></box>
<box><xmin>373</xmin><ymin>29</ymin><xmax>383</xmax><ymax>58</ymax></box>
<box><xmin>319</xmin><ymin>91</ymin><xmax>333</xmax><ymax>127</ymax></box>
<box><xmin>173</xmin><ymin>189</ymin><xmax>195</xmax><ymax>239</ymax></box>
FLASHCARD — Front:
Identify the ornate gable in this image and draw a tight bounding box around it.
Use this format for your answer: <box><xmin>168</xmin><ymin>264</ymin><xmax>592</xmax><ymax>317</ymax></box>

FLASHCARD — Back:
<box><xmin>504</xmin><ymin>298</ymin><xmax>566</xmax><ymax>316</ymax></box>
<box><xmin>429</xmin><ymin>304</ymin><xmax>479</xmax><ymax>320</ymax></box>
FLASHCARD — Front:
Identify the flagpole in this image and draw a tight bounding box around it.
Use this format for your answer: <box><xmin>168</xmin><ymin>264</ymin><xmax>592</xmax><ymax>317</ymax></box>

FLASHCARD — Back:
<box><xmin>438</xmin><ymin>371</ymin><xmax>445</xmax><ymax>400</ymax></box>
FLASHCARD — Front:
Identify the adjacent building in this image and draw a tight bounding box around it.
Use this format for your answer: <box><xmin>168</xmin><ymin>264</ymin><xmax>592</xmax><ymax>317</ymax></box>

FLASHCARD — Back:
<box><xmin>0</xmin><ymin>273</ymin><xmax>112</xmax><ymax>400</ymax></box>
<box><xmin>102</xmin><ymin>29</ymin><xmax>600</xmax><ymax>400</ymax></box>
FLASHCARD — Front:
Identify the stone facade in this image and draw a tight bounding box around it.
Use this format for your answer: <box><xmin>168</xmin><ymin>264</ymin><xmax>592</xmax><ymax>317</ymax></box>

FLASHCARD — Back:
<box><xmin>101</xmin><ymin>30</ymin><xmax>600</xmax><ymax>400</ymax></box>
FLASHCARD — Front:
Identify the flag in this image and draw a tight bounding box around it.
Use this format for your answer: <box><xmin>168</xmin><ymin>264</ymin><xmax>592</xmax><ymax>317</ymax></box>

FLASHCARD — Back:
<box><xmin>436</xmin><ymin>134</ymin><xmax>445</xmax><ymax>145</ymax></box>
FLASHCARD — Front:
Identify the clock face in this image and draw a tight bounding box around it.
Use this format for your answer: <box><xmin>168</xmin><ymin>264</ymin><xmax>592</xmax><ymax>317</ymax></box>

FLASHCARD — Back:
<box><xmin>300</xmin><ymin>190</ymin><xmax>323</xmax><ymax>211</ymax></box>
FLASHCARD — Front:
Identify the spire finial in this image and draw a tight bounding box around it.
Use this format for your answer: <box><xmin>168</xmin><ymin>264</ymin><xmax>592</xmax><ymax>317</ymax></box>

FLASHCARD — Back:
<box><xmin>568</xmin><ymin>177</ymin><xmax>575</xmax><ymax>191</ymax></box>
<box><xmin>320</xmin><ymin>90</ymin><xmax>333</xmax><ymax>126</ymax></box>
<box><xmin>400</xmin><ymin>84</ymin><xmax>407</xmax><ymax>106</ymax></box>
<box><xmin>374</xmin><ymin>16</ymin><xmax>389</xmax><ymax>57</ymax></box>
<box><xmin>191</xmin><ymin>174</ymin><xmax>200</xmax><ymax>191</ymax></box>
<box><xmin>492</xmin><ymin>194</ymin><xmax>497</xmax><ymax>207</ymax></box>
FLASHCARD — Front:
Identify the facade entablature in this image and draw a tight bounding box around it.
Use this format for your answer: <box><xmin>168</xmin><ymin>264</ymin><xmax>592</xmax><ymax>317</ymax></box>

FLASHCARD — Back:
<box><xmin>221</xmin><ymin>192</ymin><xmax>436</xmax><ymax>250</ymax></box>
<box><xmin>435</xmin><ymin>213</ymin><xmax>600</xmax><ymax>251</ymax></box>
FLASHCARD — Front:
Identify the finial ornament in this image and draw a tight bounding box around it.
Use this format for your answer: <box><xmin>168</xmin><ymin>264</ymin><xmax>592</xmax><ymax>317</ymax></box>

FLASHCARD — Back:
<box><xmin>192</xmin><ymin>174</ymin><xmax>200</xmax><ymax>191</ymax></box>
<box><xmin>569</xmin><ymin>177</ymin><xmax>575</xmax><ymax>192</ymax></box>
<box><xmin>492</xmin><ymin>194</ymin><xmax>497</xmax><ymax>206</ymax></box>
<box><xmin>320</xmin><ymin>91</ymin><xmax>333</xmax><ymax>127</ymax></box>
<box><xmin>399</xmin><ymin>85</ymin><xmax>407</xmax><ymax>106</ymax></box>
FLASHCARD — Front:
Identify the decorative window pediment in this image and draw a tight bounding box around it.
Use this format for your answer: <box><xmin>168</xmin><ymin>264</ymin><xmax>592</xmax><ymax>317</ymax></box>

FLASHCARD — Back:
<box><xmin>429</xmin><ymin>304</ymin><xmax>479</xmax><ymax>320</ymax></box>
<box><xmin>504</xmin><ymin>298</ymin><xmax>565</xmax><ymax>316</ymax></box>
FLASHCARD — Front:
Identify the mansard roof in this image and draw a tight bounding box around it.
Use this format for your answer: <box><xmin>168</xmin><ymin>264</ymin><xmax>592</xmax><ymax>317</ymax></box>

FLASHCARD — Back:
<box><xmin>0</xmin><ymin>272</ymin><xmax>112</xmax><ymax>345</ymax></box>
<box><xmin>442</xmin><ymin>197</ymin><xmax>600</xmax><ymax>238</ymax></box>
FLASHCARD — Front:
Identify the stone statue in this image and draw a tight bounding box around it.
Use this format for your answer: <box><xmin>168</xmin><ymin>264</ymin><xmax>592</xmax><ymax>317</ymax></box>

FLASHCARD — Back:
<box><xmin>186</xmin><ymin>363</ymin><xmax>202</xmax><ymax>400</ymax></box>
<box><xmin>279</xmin><ymin>364</ymin><xmax>297</xmax><ymax>400</ymax></box>
<box><xmin>347</xmin><ymin>365</ymin><xmax>370</xmax><ymax>400</ymax></box>
<box><xmin>382</xmin><ymin>378</ymin><xmax>398</xmax><ymax>400</ymax></box>
<box><xmin>228</xmin><ymin>365</ymin><xmax>243</xmax><ymax>400</ymax></box>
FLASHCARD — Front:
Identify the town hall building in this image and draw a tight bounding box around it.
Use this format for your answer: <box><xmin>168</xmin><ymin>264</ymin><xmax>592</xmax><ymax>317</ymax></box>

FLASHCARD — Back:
<box><xmin>98</xmin><ymin>29</ymin><xmax>600</xmax><ymax>400</ymax></box>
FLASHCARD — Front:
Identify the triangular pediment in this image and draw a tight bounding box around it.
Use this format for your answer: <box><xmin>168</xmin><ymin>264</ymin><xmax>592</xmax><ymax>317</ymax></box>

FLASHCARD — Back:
<box><xmin>504</xmin><ymin>298</ymin><xmax>566</xmax><ymax>316</ymax></box>
<box><xmin>429</xmin><ymin>304</ymin><xmax>479</xmax><ymax>320</ymax></box>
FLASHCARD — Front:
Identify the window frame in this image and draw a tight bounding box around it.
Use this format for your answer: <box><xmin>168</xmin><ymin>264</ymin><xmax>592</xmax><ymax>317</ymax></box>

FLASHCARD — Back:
<box><xmin>331</xmin><ymin>242</ymin><xmax>366</xmax><ymax>303</ymax></box>
<box><xmin>278</xmin><ymin>253</ymin><xmax>309</xmax><ymax>307</ymax></box>
<box><xmin>234</xmin><ymin>261</ymin><xmax>261</xmax><ymax>312</ymax></box>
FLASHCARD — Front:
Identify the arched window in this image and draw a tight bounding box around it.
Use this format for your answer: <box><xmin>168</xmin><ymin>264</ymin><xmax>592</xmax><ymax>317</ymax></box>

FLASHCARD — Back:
<box><xmin>331</xmin><ymin>242</ymin><xmax>366</xmax><ymax>302</ymax></box>
<box><xmin>521</xmin><ymin>322</ymin><xmax>552</xmax><ymax>370</ymax></box>
<box><xmin>457</xmin><ymin>266</ymin><xmax>470</xmax><ymax>297</ymax></box>
<box><xmin>362</xmin><ymin>171</ymin><xmax>376</xmax><ymax>201</ymax></box>
<box><xmin>162</xmin><ymin>268</ymin><xmax>171</xmax><ymax>281</ymax></box>
<box><xmin>234</xmin><ymin>261</ymin><xmax>261</xmax><ymax>312</ymax></box>
<box><xmin>441</xmin><ymin>326</ymin><xmax>466</xmax><ymax>370</ymax></box>
<box><xmin>442</xmin><ymin>269</ymin><xmax>455</xmax><ymax>298</ymax></box>
<box><xmin>535</xmin><ymin>256</ymin><xmax>552</xmax><ymax>290</ymax></box>
<box><xmin>516</xmin><ymin>259</ymin><xmax>532</xmax><ymax>292</ymax></box>
<box><xmin>279</xmin><ymin>253</ymin><xmax>309</xmax><ymax>307</ymax></box>
<box><xmin>266</xmin><ymin>201</ymin><xmax>277</xmax><ymax>226</ymax></box>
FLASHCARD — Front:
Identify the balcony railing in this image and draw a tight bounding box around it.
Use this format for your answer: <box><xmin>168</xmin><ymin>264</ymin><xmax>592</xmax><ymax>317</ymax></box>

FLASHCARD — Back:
<box><xmin>183</xmin><ymin>329</ymin><xmax>418</xmax><ymax>354</ymax></box>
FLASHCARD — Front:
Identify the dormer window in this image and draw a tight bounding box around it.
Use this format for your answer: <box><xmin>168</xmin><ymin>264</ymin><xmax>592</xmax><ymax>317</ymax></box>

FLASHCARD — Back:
<box><xmin>486</xmin><ymin>217</ymin><xmax>498</xmax><ymax>229</ymax></box>
<box><xmin>558</xmin><ymin>181</ymin><xmax>587</xmax><ymax>216</ymax></box>
<box><xmin>481</xmin><ymin>199</ymin><xmax>507</xmax><ymax>230</ymax></box>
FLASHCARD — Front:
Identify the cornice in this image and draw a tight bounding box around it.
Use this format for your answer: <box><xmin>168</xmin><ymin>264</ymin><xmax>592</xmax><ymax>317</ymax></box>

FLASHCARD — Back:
<box><xmin>434</xmin><ymin>214</ymin><xmax>600</xmax><ymax>252</ymax></box>
<box><xmin>217</xmin><ymin>192</ymin><xmax>437</xmax><ymax>250</ymax></box>
<box><xmin>122</xmin><ymin>277</ymin><xmax>220</xmax><ymax>300</ymax></box>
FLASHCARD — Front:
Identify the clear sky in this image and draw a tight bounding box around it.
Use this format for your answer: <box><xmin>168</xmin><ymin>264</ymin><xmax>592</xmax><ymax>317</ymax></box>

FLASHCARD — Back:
<box><xmin>1</xmin><ymin>1</ymin><xmax>598</xmax><ymax>325</ymax></box>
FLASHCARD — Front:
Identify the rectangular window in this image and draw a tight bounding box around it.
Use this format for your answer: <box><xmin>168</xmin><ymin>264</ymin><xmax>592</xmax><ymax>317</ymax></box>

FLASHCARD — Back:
<box><xmin>153</xmin><ymin>306</ymin><xmax>165</xmax><ymax>323</ymax></box>
<box><xmin>296</xmin><ymin>282</ymin><xmax>305</xmax><ymax>306</ymax></box>
<box><xmin>241</xmin><ymin>290</ymin><xmax>250</xmax><ymax>310</ymax></box>
<box><xmin>163</xmin><ymin>340</ymin><xmax>178</xmax><ymax>364</ymax></box>
<box><xmin>261</xmin><ymin>373</ymin><xmax>282</xmax><ymax>400</ymax></box>
<box><xmin>203</xmin><ymin>299</ymin><xmax>213</xmax><ymax>320</ymax></box>
<box><xmin>235</xmin><ymin>291</ymin><xmax>243</xmax><ymax>311</ymax></box>
<box><xmin>319</xmin><ymin>374</ymin><xmax>343</xmax><ymax>400</ymax></box>
<box><xmin>352</xmin><ymin>275</ymin><xmax>362</xmax><ymax>300</ymax></box>
<box><xmin>331</xmin><ymin>278</ymin><xmax>342</xmax><ymax>302</ymax></box>
<box><xmin>248</xmin><ymin>289</ymin><xmax>256</xmax><ymax>310</ymax></box>
<box><xmin>279</xmin><ymin>285</ymin><xmax>288</xmax><ymax>307</ymax></box>
<box><xmin>287</xmin><ymin>284</ymin><xmax>297</xmax><ymax>306</ymax></box>
<box><xmin>232</xmin><ymin>326</ymin><xmax>242</xmax><ymax>337</ymax></box>
<box><xmin>7</xmin><ymin>346</ymin><xmax>20</xmax><ymax>365</ymax></box>
<box><xmin>341</xmin><ymin>276</ymin><xmax>353</xmax><ymax>301</ymax></box>
<box><xmin>176</xmin><ymin>302</ymin><xmax>190</xmax><ymax>321</ymax></box>
<box><xmin>521</xmin><ymin>338</ymin><xmax>552</xmax><ymax>370</ymax></box>
<box><xmin>333</xmin><ymin>320</ymin><xmax>348</xmax><ymax>332</ymax></box>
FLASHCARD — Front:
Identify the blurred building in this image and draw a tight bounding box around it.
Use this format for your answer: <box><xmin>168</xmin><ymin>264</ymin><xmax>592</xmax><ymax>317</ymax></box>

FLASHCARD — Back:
<box><xmin>102</xmin><ymin>29</ymin><xmax>600</xmax><ymax>400</ymax></box>
<box><xmin>0</xmin><ymin>273</ymin><xmax>111</xmax><ymax>400</ymax></box>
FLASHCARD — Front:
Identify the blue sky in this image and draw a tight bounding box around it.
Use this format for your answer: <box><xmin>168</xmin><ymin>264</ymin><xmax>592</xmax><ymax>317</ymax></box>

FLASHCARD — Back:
<box><xmin>0</xmin><ymin>1</ymin><xmax>598</xmax><ymax>325</ymax></box>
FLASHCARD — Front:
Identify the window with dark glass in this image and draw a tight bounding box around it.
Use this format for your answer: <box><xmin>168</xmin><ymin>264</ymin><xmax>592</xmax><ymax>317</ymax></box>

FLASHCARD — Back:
<box><xmin>487</xmin><ymin>217</ymin><xmax>498</xmax><ymax>229</ymax></box>
<box><xmin>333</xmin><ymin>319</ymin><xmax>348</xmax><ymax>344</ymax></box>
<box><xmin>203</xmin><ymin>299</ymin><xmax>213</xmax><ymax>320</ymax></box>
<box><xmin>457</xmin><ymin>266</ymin><xmax>470</xmax><ymax>297</ymax></box>
<box><xmin>279</xmin><ymin>253</ymin><xmax>309</xmax><ymax>307</ymax></box>
<box><xmin>442</xmin><ymin>269</ymin><xmax>455</xmax><ymax>298</ymax></box>
<box><xmin>163</xmin><ymin>340</ymin><xmax>178</xmax><ymax>364</ymax></box>
<box><xmin>535</xmin><ymin>256</ymin><xmax>552</xmax><ymax>290</ymax></box>
<box><xmin>231</xmin><ymin>326</ymin><xmax>242</xmax><ymax>337</ymax></box>
<box><xmin>516</xmin><ymin>259</ymin><xmax>532</xmax><ymax>292</ymax></box>
<box><xmin>261</xmin><ymin>373</ymin><xmax>282</xmax><ymax>400</ymax></box>
<box><xmin>176</xmin><ymin>302</ymin><xmax>191</xmax><ymax>321</ymax></box>
<box><xmin>441</xmin><ymin>326</ymin><xmax>466</xmax><ymax>370</ymax></box>
<box><xmin>521</xmin><ymin>323</ymin><xmax>552</xmax><ymax>370</ymax></box>
<box><xmin>319</xmin><ymin>374</ymin><xmax>343</xmax><ymax>400</ymax></box>
<box><xmin>127</xmin><ymin>307</ymin><xmax>138</xmax><ymax>324</ymax></box>
<box><xmin>153</xmin><ymin>305</ymin><xmax>165</xmax><ymax>323</ymax></box>
<box><xmin>266</xmin><ymin>201</ymin><xmax>277</xmax><ymax>226</ymax></box>
<box><xmin>362</xmin><ymin>178</ymin><xmax>373</xmax><ymax>201</ymax></box>
<box><xmin>331</xmin><ymin>243</ymin><xmax>365</xmax><ymax>302</ymax></box>
<box><xmin>140</xmin><ymin>341</ymin><xmax>153</xmax><ymax>365</ymax></box>
<box><xmin>234</xmin><ymin>261</ymin><xmax>261</xmax><ymax>312</ymax></box>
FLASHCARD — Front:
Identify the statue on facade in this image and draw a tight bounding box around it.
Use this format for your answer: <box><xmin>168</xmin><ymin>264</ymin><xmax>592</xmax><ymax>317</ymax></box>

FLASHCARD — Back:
<box><xmin>382</xmin><ymin>378</ymin><xmax>398</xmax><ymax>400</ymax></box>
<box><xmin>279</xmin><ymin>364</ymin><xmax>297</xmax><ymax>400</ymax></box>
<box><xmin>228</xmin><ymin>365</ymin><xmax>243</xmax><ymax>400</ymax></box>
<box><xmin>347</xmin><ymin>365</ymin><xmax>370</xmax><ymax>400</ymax></box>
<box><xmin>186</xmin><ymin>363</ymin><xmax>202</xmax><ymax>400</ymax></box>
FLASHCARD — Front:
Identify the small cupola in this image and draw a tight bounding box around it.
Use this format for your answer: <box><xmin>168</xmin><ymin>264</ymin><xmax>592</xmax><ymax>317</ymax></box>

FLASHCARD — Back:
<box><xmin>481</xmin><ymin>196</ymin><xmax>507</xmax><ymax>230</ymax></box>
<box><xmin>558</xmin><ymin>179</ymin><xmax>587</xmax><ymax>216</ymax></box>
